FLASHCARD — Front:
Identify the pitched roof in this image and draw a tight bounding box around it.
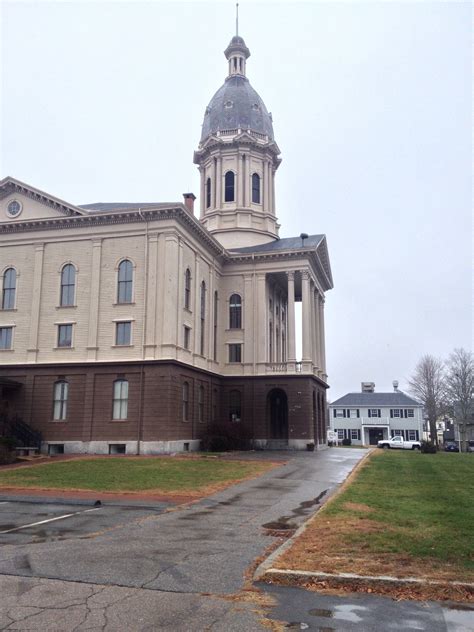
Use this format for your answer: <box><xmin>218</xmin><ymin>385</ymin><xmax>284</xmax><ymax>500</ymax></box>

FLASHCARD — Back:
<box><xmin>229</xmin><ymin>234</ymin><xmax>324</xmax><ymax>253</ymax></box>
<box><xmin>330</xmin><ymin>392</ymin><xmax>422</xmax><ymax>407</ymax></box>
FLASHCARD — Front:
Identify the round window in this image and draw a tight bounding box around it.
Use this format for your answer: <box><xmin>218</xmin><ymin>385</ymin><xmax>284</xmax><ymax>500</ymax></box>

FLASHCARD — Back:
<box><xmin>6</xmin><ymin>200</ymin><xmax>22</xmax><ymax>218</ymax></box>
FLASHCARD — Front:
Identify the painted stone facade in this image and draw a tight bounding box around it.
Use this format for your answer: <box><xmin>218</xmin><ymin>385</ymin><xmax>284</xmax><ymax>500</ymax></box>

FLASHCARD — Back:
<box><xmin>0</xmin><ymin>34</ymin><xmax>333</xmax><ymax>454</ymax></box>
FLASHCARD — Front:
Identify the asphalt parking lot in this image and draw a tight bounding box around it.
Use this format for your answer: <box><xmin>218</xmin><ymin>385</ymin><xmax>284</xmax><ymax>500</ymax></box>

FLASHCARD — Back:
<box><xmin>0</xmin><ymin>498</ymin><xmax>170</xmax><ymax>546</ymax></box>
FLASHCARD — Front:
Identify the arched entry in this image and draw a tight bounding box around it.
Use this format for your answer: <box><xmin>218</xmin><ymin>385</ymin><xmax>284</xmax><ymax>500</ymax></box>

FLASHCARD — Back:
<box><xmin>268</xmin><ymin>389</ymin><xmax>288</xmax><ymax>440</ymax></box>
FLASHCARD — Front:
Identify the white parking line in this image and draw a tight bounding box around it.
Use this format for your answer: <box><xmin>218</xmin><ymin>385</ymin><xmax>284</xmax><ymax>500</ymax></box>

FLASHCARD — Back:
<box><xmin>0</xmin><ymin>507</ymin><xmax>101</xmax><ymax>534</ymax></box>
<box><xmin>0</xmin><ymin>502</ymin><xmax>10</xmax><ymax>505</ymax></box>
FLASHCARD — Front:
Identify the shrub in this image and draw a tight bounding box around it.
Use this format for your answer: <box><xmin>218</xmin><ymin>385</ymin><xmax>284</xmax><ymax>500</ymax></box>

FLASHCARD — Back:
<box><xmin>201</xmin><ymin>423</ymin><xmax>252</xmax><ymax>452</ymax></box>
<box><xmin>0</xmin><ymin>436</ymin><xmax>17</xmax><ymax>451</ymax></box>
<box><xmin>420</xmin><ymin>440</ymin><xmax>437</xmax><ymax>454</ymax></box>
<box><xmin>342</xmin><ymin>438</ymin><xmax>352</xmax><ymax>446</ymax></box>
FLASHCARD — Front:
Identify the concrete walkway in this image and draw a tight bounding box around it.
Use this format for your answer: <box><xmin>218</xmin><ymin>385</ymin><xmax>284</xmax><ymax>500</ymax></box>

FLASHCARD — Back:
<box><xmin>0</xmin><ymin>449</ymin><xmax>366</xmax><ymax>630</ymax></box>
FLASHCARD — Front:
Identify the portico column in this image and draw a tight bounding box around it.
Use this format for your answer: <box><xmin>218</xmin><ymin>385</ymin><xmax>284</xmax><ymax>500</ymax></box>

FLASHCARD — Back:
<box><xmin>199</xmin><ymin>167</ymin><xmax>205</xmax><ymax>216</ymax></box>
<box><xmin>237</xmin><ymin>151</ymin><xmax>243</xmax><ymax>206</ymax></box>
<box><xmin>256</xmin><ymin>273</ymin><xmax>267</xmax><ymax>371</ymax></box>
<box><xmin>319</xmin><ymin>295</ymin><xmax>327</xmax><ymax>377</ymax></box>
<box><xmin>311</xmin><ymin>285</ymin><xmax>318</xmax><ymax>371</ymax></box>
<box><xmin>301</xmin><ymin>270</ymin><xmax>312</xmax><ymax>369</ymax></box>
<box><xmin>314</xmin><ymin>291</ymin><xmax>321</xmax><ymax>372</ymax></box>
<box><xmin>286</xmin><ymin>271</ymin><xmax>296</xmax><ymax>369</ymax></box>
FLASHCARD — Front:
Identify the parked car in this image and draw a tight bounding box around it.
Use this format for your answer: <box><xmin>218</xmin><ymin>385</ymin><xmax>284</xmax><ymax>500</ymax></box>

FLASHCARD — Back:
<box><xmin>444</xmin><ymin>442</ymin><xmax>459</xmax><ymax>452</ymax></box>
<box><xmin>377</xmin><ymin>436</ymin><xmax>421</xmax><ymax>450</ymax></box>
<box><xmin>467</xmin><ymin>440</ymin><xmax>474</xmax><ymax>453</ymax></box>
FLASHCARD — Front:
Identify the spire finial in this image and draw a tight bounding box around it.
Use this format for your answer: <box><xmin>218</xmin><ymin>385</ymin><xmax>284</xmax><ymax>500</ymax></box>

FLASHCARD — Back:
<box><xmin>236</xmin><ymin>3</ymin><xmax>239</xmax><ymax>36</ymax></box>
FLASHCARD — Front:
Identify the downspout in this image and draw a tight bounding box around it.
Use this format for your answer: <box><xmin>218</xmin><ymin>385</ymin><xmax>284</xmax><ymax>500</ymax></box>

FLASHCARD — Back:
<box><xmin>137</xmin><ymin>208</ymin><xmax>149</xmax><ymax>455</ymax></box>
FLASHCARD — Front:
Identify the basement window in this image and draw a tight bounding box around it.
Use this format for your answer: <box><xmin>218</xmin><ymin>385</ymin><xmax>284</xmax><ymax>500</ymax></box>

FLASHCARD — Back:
<box><xmin>109</xmin><ymin>444</ymin><xmax>126</xmax><ymax>455</ymax></box>
<box><xmin>48</xmin><ymin>444</ymin><xmax>64</xmax><ymax>455</ymax></box>
<box><xmin>183</xmin><ymin>442</ymin><xmax>190</xmax><ymax>452</ymax></box>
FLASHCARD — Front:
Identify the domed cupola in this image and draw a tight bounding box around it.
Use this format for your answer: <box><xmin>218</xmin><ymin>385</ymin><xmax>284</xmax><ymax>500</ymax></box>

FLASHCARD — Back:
<box><xmin>194</xmin><ymin>33</ymin><xmax>282</xmax><ymax>249</ymax></box>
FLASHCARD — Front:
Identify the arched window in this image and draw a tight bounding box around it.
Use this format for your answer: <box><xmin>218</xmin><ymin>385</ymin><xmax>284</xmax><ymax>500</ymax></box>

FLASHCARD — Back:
<box><xmin>229</xmin><ymin>390</ymin><xmax>241</xmax><ymax>422</ymax></box>
<box><xmin>2</xmin><ymin>268</ymin><xmax>16</xmax><ymax>310</ymax></box>
<box><xmin>117</xmin><ymin>260</ymin><xmax>133</xmax><ymax>304</ymax></box>
<box><xmin>206</xmin><ymin>177</ymin><xmax>211</xmax><ymax>208</ymax></box>
<box><xmin>200</xmin><ymin>281</ymin><xmax>206</xmax><ymax>356</ymax></box>
<box><xmin>224</xmin><ymin>171</ymin><xmax>235</xmax><ymax>202</ymax></box>
<box><xmin>53</xmin><ymin>381</ymin><xmax>68</xmax><ymax>421</ymax></box>
<box><xmin>252</xmin><ymin>173</ymin><xmax>261</xmax><ymax>204</ymax></box>
<box><xmin>60</xmin><ymin>264</ymin><xmax>76</xmax><ymax>307</ymax></box>
<box><xmin>112</xmin><ymin>379</ymin><xmax>128</xmax><ymax>420</ymax></box>
<box><xmin>182</xmin><ymin>381</ymin><xmax>189</xmax><ymax>421</ymax></box>
<box><xmin>184</xmin><ymin>268</ymin><xmax>191</xmax><ymax>309</ymax></box>
<box><xmin>198</xmin><ymin>385</ymin><xmax>205</xmax><ymax>423</ymax></box>
<box><xmin>229</xmin><ymin>294</ymin><xmax>242</xmax><ymax>329</ymax></box>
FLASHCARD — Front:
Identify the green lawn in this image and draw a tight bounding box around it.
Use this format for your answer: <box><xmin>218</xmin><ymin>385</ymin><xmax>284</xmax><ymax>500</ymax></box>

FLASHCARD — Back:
<box><xmin>0</xmin><ymin>456</ymin><xmax>273</xmax><ymax>494</ymax></box>
<box><xmin>278</xmin><ymin>451</ymin><xmax>474</xmax><ymax>581</ymax></box>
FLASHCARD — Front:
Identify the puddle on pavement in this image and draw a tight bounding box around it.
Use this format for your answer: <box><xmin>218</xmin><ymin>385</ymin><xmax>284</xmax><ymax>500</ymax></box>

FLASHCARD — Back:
<box><xmin>262</xmin><ymin>491</ymin><xmax>328</xmax><ymax>531</ymax></box>
<box><xmin>309</xmin><ymin>608</ymin><xmax>333</xmax><ymax>618</ymax></box>
<box><xmin>332</xmin><ymin>604</ymin><xmax>365</xmax><ymax>623</ymax></box>
<box><xmin>445</xmin><ymin>604</ymin><xmax>474</xmax><ymax>611</ymax></box>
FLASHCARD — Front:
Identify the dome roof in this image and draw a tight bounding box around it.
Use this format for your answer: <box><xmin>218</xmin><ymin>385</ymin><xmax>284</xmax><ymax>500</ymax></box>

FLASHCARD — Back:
<box><xmin>200</xmin><ymin>75</ymin><xmax>274</xmax><ymax>142</ymax></box>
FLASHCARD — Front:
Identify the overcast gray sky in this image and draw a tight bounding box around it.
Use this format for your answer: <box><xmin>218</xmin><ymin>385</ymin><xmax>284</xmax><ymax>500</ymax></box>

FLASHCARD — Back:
<box><xmin>1</xmin><ymin>1</ymin><xmax>471</xmax><ymax>400</ymax></box>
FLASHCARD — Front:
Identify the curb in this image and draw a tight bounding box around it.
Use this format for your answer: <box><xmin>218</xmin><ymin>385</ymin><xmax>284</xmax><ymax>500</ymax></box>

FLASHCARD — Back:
<box><xmin>258</xmin><ymin>568</ymin><xmax>474</xmax><ymax>593</ymax></box>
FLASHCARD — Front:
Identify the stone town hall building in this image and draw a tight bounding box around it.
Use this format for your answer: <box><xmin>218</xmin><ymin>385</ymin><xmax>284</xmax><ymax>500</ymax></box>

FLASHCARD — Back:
<box><xmin>0</xmin><ymin>34</ymin><xmax>333</xmax><ymax>454</ymax></box>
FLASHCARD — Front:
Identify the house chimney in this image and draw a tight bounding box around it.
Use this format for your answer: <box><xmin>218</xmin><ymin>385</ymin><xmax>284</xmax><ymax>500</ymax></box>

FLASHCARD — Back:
<box><xmin>182</xmin><ymin>193</ymin><xmax>196</xmax><ymax>214</ymax></box>
<box><xmin>393</xmin><ymin>380</ymin><xmax>399</xmax><ymax>392</ymax></box>
<box><xmin>361</xmin><ymin>382</ymin><xmax>375</xmax><ymax>393</ymax></box>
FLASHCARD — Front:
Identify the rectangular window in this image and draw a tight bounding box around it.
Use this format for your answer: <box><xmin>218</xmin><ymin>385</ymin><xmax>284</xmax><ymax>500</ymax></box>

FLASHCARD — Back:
<box><xmin>115</xmin><ymin>321</ymin><xmax>131</xmax><ymax>346</ymax></box>
<box><xmin>337</xmin><ymin>429</ymin><xmax>344</xmax><ymax>440</ymax></box>
<box><xmin>392</xmin><ymin>409</ymin><xmax>401</xmax><ymax>418</ymax></box>
<box><xmin>0</xmin><ymin>326</ymin><xmax>13</xmax><ymax>350</ymax></box>
<box><xmin>406</xmin><ymin>409</ymin><xmax>414</xmax><ymax>418</ymax></box>
<box><xmin>334</xmin><ymin>409</ymin><xmax>344</xmax><ymax>418</ymax></box>
<box><xmin>53</xmin><ymin>381</ymin><xmax>68</xmax><ymax>420</ymax></box>
<box><xmin>57</xmin><ymin>324</ymin><xmax>73</xmax><ymax>348</ymax></box>
<box><xmin>184</xmin><ymin>326</ymin><xmax>191</xmax><ymax>350</ymax></box>
<box><xmin>351</xmin><ymin>429</ymin><xmax>360</xmax><ymax>440</ymax></box>
<box><xmin>393</xmin><ymin>429</ymin><xmax>403</xmax><ymax>436</ymax></box>
<box><xmin>369</xmin><ymin>409</ymin><xmax>380</xmax><ymax>418</ymax></box>
<box><xmin>348</xmin><ymin>409</ymin><xmax>359</xmax><ymax>418</ymax></box>
<box><xmin>228</xmin><ymin>343</ymin><xmax>242</xmax><ymax>363</ymax></box>
<box><xmin>408</xmin><ymin>430</ymin><xmax>417</xmax><ymax>441</ymax></box>
<box><xmin>112</xmin><ymin>380</ymin><xmax>128</xmax><ymax>420</ymax></box>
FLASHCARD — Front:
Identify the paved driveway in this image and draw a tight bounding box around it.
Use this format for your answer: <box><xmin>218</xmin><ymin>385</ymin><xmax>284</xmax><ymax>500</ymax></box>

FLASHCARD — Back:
<box><xmin>4</xmin><ymin>448</ymin><xmax>468</xmax><ymax>631</ymax></box>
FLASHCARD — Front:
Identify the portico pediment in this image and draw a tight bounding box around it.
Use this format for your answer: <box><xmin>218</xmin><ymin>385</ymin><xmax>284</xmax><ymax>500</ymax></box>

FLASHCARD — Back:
<box><xmin>0</xmin><ymin>177</ymin><xmax>86</xmax><ymax>223</ymax></box>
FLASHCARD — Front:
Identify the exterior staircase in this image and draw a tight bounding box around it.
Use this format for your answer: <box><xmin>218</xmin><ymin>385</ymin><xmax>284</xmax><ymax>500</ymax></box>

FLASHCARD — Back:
<box><xmin>265</xmin><ymin>439</ymin><xmax>289</xmax><ymax>450</ymax></box>
<box><xmin>0</xmin><ymin>414</ymin><xmax>42</xmax><ymax>451</ymax></box>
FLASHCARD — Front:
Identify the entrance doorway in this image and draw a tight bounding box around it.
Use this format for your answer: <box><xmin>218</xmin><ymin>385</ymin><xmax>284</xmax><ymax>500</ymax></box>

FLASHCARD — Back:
<box><xmin>368</xmin><ymin>427</ymin><xmax>384</xmax><ymax>445</ymax></box>
<box><xmin>268</xmin><ymin>389</ymin><xmax>288</xmax><ymax>440</ymax></box>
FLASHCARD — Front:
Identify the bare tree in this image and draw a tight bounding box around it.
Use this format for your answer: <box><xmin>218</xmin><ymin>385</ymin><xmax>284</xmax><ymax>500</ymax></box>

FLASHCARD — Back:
<box><xmin>408</xmin><ymin>355</ymin><xmax>445</xmax><ymax>446</ymax></box>
<box><xmin>445</xmin><ymin>348</ymin><xmax>474</xmax><ymax>452</ymax></box>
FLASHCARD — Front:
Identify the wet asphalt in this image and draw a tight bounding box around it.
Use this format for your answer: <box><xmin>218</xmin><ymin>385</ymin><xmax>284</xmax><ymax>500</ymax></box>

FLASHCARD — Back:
<box><xmin>0</xmin><ymin>448</ymin><xmax>472</xmax><ymax>630</ymax></box>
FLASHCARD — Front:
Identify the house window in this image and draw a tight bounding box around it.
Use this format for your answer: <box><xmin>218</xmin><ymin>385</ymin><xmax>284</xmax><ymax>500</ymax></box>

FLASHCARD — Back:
<box><xmin>0</xmin><ymin>326</ymin><xmax>13</xmax><ymax>350</ymax></box>
<box><xmin>337</xmin><ymin>429</ymin><xmax>344</xmax><ymax>440</ymax></box>
<box><xmin>57</xmin><ymin>324</ymin><xmax>73</xmax><ymax>348</ymax></box>
<box><xmin>369</xmin><ymin>409</ymin><xmax>381</xmax><ymax>418</ymax></box>
<box><xmin>53</xmin><ymin>381</ymin><xmax>68</xmax><ymax>420</ymax></box>
<box><xmin>117</xmin><ymin>260</ymin><xmax>133</xmax><ymax>304</ymax></box>
<box><xmin>251</xmin><ymin>173</ymin><xmax>260</xmax><ymax>203</ymax></box>
<box><xmin>229</xmin><ymin>294</ymin><xmax>242</xmax><ymax>329</ymax></box>
<box><xmin>351</xmin><ymin>429</ymin><xmax>360</xmax><ymax>441</ymax></box>
<box><xmin>184</xmin><ymin>326</ymin><xmax>191</xmax><ymax>350</ymax></box>
<box><xmin>408</xmin><ymin>430</ymin><xmax>417</xmax><ymax>441</ymax></box>
<box><xmin>60</xmin><ymin>264</ymin><xmax>76</xmax><ymax>307</ymax></box>
<box><xmin>406</xmin><ymin>409</ymin><xmax>414</xmax><ymax>418</ymax></box>
<box><xmin>391</xmin><ymin>409</ymin><xmax>401</xmax><ymax>418</ymax></box>
<box><xmin>348</xmin><ymin>409</ymin><xmax>359</xmax><ymax>418</ymax></box>
<box><xmin>229</xmin><ymin>343</ymin><xmax>242</xmax><ymax>363</ymax></box>
<box><xmin>224</xmin><ymin>171</ymin><xmax>235</xmax><ymax>202</ymax></box>
<box><xmin>229</xmin><ymin>390</ymin><xmax>241</xmax><ymax>422</ymax></box>
<box><xmin>206</xmin><ymin>177</ymin><xmax>211</xmax><ymax>208</ymax></box>
<box><xmin>200</xmin><ymin>281</ymin><xmax>206</xmax><ymax>356</ymax></box>
<box><xmin>112</xmin><ymin>379</ymin><xmax>128</xmax><ymax>420</ymax></box>
<box><xmin>2</xmin><ymin>268</ymin><xmax>16</xmax><ymax>310</ymax></box>
<box><xmin>184</xmin><ymin>268</ymin><xmax>191</xmax><ymax>309</ymax></box>
<box><xmin>334</xmin><ymin>409</ymin><xmax>345</xmax><ymax>418</ymax></box>
<box><xmin>182</xmin><ymin>381</ymin><xmax>189</xmax><ymax>421</ymax></box>
<box><xmin>115</xmin><ymin>321</ymin><xmax>131</xmax><ymax>346</ymax></box>
<box><xmin>393</xmin><ymin>429</ymin><xmax>403</xmax><ymax>436</ymax></box>
<box><xmin>213</xmin><ymin>291</ymin><xmax>218</xmax><ymax>361</ymax></box>
<box><xmin>198</xmin><ymin>385</ymin><xmax>205</xmax><ymax>423</ymax></box>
